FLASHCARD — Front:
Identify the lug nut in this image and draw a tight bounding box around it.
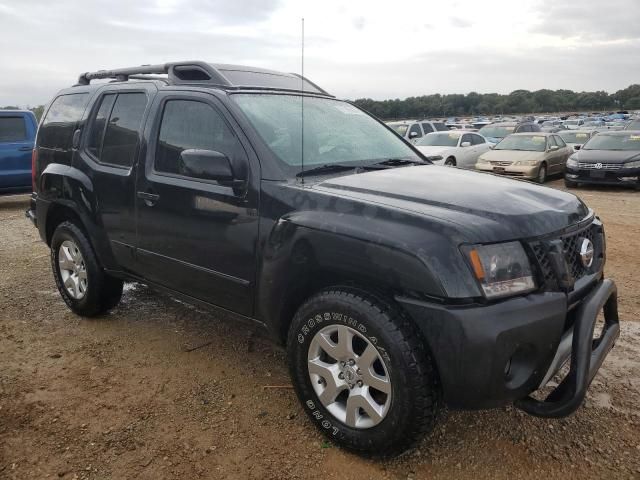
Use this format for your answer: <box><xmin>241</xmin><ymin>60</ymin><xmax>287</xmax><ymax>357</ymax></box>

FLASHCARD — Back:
<box><xmin>356</xmin><ymin>368</ymin><xmax>361</xmax><ymax>375</ymax></box>
<box><xmin>357</xmin><ymin>380</ymin><xmax>363</xmax><ymax>387</ymax></box>
<box><xmin>340</xmin><ymin>361</ymin><xmax>346</xmax><ymax>367</ymax></box>
<box><xmin>338</xmin><ymin>372</ymin><xmax>344</xmax><ymax>380</ymax></box>
<box><xmin>348</xmin><ymin>359</ymin><xmax>355</xmax><ymax>366</ymax></box>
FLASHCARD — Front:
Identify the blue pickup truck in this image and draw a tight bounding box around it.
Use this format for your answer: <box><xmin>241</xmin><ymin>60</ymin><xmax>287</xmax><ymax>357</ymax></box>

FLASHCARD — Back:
<box><xmin>0</xmin><ymin>110</ymin><xmax>37</xmax><ymax>193</ymax></box>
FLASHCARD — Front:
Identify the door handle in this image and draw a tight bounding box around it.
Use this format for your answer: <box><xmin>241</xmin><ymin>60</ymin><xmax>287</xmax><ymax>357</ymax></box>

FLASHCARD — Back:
<box><xmin>137</xmin><ymin>191</ymin><xmax>160</xmax><ymax>207</ymax></box>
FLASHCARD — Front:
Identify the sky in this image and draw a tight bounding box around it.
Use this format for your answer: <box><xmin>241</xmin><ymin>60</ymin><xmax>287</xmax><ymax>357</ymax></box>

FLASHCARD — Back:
<box><xmin>1</xmin><ymin>0</ymin><xmax>639</xmax><ymax>106</ymax></box>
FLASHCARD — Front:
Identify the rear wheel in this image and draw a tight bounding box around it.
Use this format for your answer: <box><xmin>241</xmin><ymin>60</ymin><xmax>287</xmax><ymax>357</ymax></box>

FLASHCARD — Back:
<box><xmin>444</xmin><ymin>157</ymin><xmax>456</xmax><ymax>167</ymax></box>
<box><xmin>537</xmin><ymin>163</ymin><xmax>547</xmax><ymax>183</ymax></box>
<box><xmin>287</xmin><ymin>288</ymin><xmax>441</xmax><ymax>457</ymax></box>
<box><xmin>51</xmin><ymin>222</ymin><xmax>123</xmax><ymax>316</ymax></box>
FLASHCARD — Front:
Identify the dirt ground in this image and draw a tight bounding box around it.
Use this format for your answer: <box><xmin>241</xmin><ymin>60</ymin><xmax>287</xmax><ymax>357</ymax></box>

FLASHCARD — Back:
<box><xmin>1</xmin><ymin>179</ymin><xmax>639</xmax><ymax>480</ymax></box>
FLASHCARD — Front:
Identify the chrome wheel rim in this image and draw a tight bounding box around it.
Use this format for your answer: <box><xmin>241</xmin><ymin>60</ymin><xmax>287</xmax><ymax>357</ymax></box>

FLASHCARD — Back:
<box><xmin>307</xmin><ymin>325</ymin><xmax>391</xmax><ymax>429</ymax></box>
<box><xmin>58</xmin><ymin>240</ymin><xmax>88</xmax><ymax>300</ymax></box>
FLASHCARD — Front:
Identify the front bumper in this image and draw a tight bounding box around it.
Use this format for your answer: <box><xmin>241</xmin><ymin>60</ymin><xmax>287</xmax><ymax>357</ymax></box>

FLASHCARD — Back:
<box><xmin>476</xmin><ymin>163</ymin><xmax>538</xmax><ymax>179</ymax></box>
<box><xmin>565</xmin><ymin>166</ymin><xmax>640</xmax><ymax>187</ymax></box>
<box><xmin>396</xmin><ymin>277</ymin><xmax>619</xmax><ymax>416</ymax></box>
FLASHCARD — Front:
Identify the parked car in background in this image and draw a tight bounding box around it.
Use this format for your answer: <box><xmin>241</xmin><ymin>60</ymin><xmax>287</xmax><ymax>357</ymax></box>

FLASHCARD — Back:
<box><xmin>558</xmin><ymin>130</ymin><xmax>597</xmax><ymax>151</ymax></box>
<box><xmin>414</xmin><ymin>131</ymin><xmax>491</xmax><ymax>168</ymax></box>
<box><xmin>540</xmin><ymin>121</ymin><xmax>567</xmax><ymax>133</ymax></box>
<box><xmin>476</xmin><ymin>132</ymin><xmax>572</xmax><ymax>183</ymax></box>
<box><xmin>477</xmin><ymin>121</ymin><xmax>541</xmax><ymax>145</ymax></box>
<box><xmin>563</xmin><ymin>119</ymin><xmax>585</xmax><ymax>130</ymax></box>
<box><xmin>387</xmin><ymin>120</ymin><xmax>447</xmax><ymax>143</ymax></box>
<box><xmin>0</xmin><ymin>110</ymin><xmax>37</xmax><ymax>193</ymax></box>
<box><xmin>565</xmin><ymin>131</ymin><xmax>640</xmax><ymax>189</ymax></box>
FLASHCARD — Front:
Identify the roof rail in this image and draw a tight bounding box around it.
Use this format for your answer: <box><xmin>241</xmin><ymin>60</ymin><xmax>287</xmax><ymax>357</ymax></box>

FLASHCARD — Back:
<box><xmin>77</xmin><ymin>61</ymin><xmax>232</xmax><ymax>87</ymax></box>
<box><xmin>75</xmin><ymin>61</ymin><xmax>332</xmax><ymax>96</ymax></box>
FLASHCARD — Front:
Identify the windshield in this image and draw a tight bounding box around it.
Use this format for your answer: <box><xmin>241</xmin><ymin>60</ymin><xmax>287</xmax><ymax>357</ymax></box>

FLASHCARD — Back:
<box><xmin>388</xmin><ymin>123</ymin><xmax>409</xmax><ymax>136</ymax></box>
<box><xmin>494</xmin><ymin>135</ymin><xmax>547</xmax><ymax>152</ymax></box>
<box><xmin>478</xmin><ymin>125</ymin><xmax>515</xmax><ymax>138</ymax></box>
<box><xmin>559</xmin><ymin>131</ymin><xmax>590</xmax><ymax>143</ymax></box>
<box><xmin>583</xmin><ymin>133</ymin><xmax>640</xmax><ymax>151</ymax></box>
<box><xmin>416</xmin><ymin>132</ymin><xmax>460</xmax><ymax>147</ymax></box>
<box><xmin>232</xmin><ymin>95</ymin><xmax>421</xmax><ymax>170</ymax></box>
<box><xmin>565</xmin><ymin>120</ymin><xmax>580</xmax><ymax>126</ymax></box>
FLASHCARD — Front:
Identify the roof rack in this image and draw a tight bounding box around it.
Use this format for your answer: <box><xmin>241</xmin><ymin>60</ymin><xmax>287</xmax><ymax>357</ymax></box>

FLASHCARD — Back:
<box><xmin>75</xmin><ymin>61</ymin><xmax>332</xmax><ymax>96</ymax></box>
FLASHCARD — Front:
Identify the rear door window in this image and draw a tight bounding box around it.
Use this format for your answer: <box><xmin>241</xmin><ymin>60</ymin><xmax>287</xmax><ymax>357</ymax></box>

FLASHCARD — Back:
<box><xmin>421</xmin><ymin>123</ymin><xmax>434</xmax><ymax>134</ymax></box>
<box><xmin>471</xmin><ymin>134</ymin><xmax>485</xmax><ymax>145</ymax></box>
<box><xmin>461</xmin><ymin>134</ymin><xmax>473</xmax><ymax>145</ymax></box>
<box><xmin>38</xmin><ymin>94</ymin><xmax>89</xmax><ymax>149</ymax></box>
<box><xmin>0</xmin><ymin>117</ymin><xmax>27</xmax><ymax>142</ymax></box>
<box><xmin>87</xmin><ymin>92</ymin><xmax>147</xmax><ymax>168</ymax></box>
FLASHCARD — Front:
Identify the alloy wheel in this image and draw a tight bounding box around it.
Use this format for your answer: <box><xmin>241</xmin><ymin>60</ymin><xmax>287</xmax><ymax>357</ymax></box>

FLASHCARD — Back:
<box><xmin>307</xmin><ymin>325</ymin><xmax>391</xmax><ymax>429</ymax></box>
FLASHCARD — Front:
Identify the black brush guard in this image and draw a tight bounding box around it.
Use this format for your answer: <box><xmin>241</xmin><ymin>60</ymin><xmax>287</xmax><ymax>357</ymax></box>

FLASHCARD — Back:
<box><xmin>515</xmin><ymin>278</ymin><xmax>620</xmax><ymax>418</ymax></box>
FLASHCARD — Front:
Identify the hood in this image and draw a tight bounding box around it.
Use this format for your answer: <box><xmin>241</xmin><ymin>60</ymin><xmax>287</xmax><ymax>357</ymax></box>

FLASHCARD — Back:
<box><xmin>573</xmin><ymin>149</ymin><xmax>640</xmax><ymax>164</ymax></box>
<box><xmin>415</xmin><ymin>145</ymin><xmax>454</xmax><ymax>157</ymax></box>
<box><xmin>312</xmin><ymin>165</ymin><xmax>589</xmax><ymax>242</ymax></box>
<box><xmin>478</xmin><ymin>149</ymin><xmax>545</xmax><ymax>163</ymax></box>
<box><xmin>484</xmin><ymin>136</ymin><xmax>502</xmax><ymax>144</ymax></box>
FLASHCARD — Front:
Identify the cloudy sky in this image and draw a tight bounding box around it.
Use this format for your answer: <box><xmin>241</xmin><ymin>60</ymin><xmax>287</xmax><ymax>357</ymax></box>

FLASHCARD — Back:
<box><xmin>1</xmin><ymin>0</ymin><xmax>639</xmax><ymax>106</ymax></box>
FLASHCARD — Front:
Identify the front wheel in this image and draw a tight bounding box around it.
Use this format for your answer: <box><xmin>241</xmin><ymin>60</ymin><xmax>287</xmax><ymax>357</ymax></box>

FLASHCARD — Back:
<box><xmin>564</xmin><ymin>178</ymin><xmax>578</xmax><ymax>188</ymax></box>
<box><xmin>537</xmin><ymin>163</ymin><xmax>547</xmax><ymax>183</ymax></box>
<box><xmin>444</xmin><ymin>157</ymin><xmax>456</xmax><ymax>167</ymax></box>
<box><xmin>287</xmin><ymin>288</ymin><xmax>441</xmax><ymax>457</ymax></box>
<box><xmin>51</xmin><ymin>221</ymin><xmax>123</xmax><ymax>316</ymax></box>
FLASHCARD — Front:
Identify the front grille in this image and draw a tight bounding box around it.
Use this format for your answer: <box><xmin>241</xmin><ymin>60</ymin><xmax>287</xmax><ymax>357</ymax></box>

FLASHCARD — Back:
<box><xmin>490</xmin><ymin>161</ymin><xmax>512</xmax><ymax>166</ymax></box>
<box><xmin>529</xmin><ymin>220</ymin><xmax>603</xmax><ymax>291</ymax></box>
<box><xmin>578</xmin><ymin>162</ymin><xmax>621</xmax><ymax>170</ymax></box>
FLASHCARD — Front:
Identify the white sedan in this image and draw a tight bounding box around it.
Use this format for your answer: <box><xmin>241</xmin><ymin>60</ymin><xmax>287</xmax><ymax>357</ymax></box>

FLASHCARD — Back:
<box><xmin>414</xmin><ymin>131</ymin><xmax>491</xmax><ymax>168</ymax></box>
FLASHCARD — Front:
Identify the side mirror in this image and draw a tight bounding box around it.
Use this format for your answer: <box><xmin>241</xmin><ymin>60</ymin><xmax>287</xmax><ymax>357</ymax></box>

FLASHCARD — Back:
<box><xmin>549</xmin><ymin>145</ymin><xmax>559</xmax><ymax>151</ymax></box>
<box><xmin>409</xmin><ymin>131</ymin><xmax>419</xmax><ymax>138</ymax></box>
<box><xmin>179</xmin><ymin>149</ymin><xmax>239</xmax><ymax>183</ymax></box>
<box><xmin>574</xmin><ymin>145</ymin><xmax>581</xmax><ymax>150</ymax></box>
<box><xmin>461</xmin><ymin>141</ymin><xmax>471</xmax><ymax>147</ymax></box>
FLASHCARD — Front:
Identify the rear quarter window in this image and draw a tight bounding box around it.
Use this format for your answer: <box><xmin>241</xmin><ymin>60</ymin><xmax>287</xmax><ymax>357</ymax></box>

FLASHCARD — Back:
<box><xmin>38</xmin><ymin>94</ymin><xmax>89</xmax><ymax>149</ymax></box>
<box><xmin>0</xmin><ymin>117</ymin><xmax>27</xmax><ymax>142</ymax></box>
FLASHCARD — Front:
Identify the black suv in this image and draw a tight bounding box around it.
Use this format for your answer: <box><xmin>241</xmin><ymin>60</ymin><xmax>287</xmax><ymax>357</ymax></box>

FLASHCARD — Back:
<box><xmin>27</xmin><ymin>61</ymin><xmax>620</xmax><ymax>457</ymax></box>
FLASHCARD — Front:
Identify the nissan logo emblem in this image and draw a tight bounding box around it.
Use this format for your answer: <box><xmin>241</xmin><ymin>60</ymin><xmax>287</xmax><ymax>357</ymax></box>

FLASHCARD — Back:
<box><xmin>594</xmin><ymin>163</ymin><xmax>603</xmax><ymax>169</ymax></box>
<box><xmin>579</xmin><ymin>238</ymin><xmax>595</xmax><ymax>268</ymax></box>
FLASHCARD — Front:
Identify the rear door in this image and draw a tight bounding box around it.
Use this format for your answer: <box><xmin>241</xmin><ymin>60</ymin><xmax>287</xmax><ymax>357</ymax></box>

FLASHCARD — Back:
<box><xmin>0</xmin><ymin>113</ymin><xmax>36</xmax><ymax>190</ymax></box>
<box><xmin>546</xmin><ymin>135</ymin><xmax>563</xmax><ymax>174</ymax></box>
<box><xmin>75</xmin><ymin>84</ymin><xmax>156</xmax><ymax>267</ymax></box>
<box><xmin>134</xmin><ymin>91</ymin><xmax>259</xmax><ymax>316</ymax></box>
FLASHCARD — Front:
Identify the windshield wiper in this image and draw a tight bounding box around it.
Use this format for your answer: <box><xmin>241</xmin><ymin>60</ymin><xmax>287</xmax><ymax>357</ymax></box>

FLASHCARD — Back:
<box><xmin>373</xmin><ymin>158</ymin><xmax>427</xmax><ymax>166</ymax></box>
<box><xmin>295</xmin><ymin>164</ymin><xmax>360</xmax><ymax>177</ymax></box>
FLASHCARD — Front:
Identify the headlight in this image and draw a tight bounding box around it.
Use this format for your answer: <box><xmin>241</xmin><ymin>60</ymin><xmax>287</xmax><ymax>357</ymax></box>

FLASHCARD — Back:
<box><xmin>623</xmin><ymin>159</ymin><xmax>640</xmax><ymax>168</ymax></box>
<box><xmin>463</xmin><ymin>242</ymin><xmax>536</xmax><ymax>299</ymax></box>
<box><xmin>477</xmin><ymin>158</ymin><xmax>489</xmax><ymax>164</ymax></box>
<box><xmin>513</xmin><ymin>160</ymin><xmax>538</xmax><ymax>166</ymax></box>
<box><xmin>566</xmin><ymin>157</ymin><xmax>578</xmax><ymax>168</ymax></box>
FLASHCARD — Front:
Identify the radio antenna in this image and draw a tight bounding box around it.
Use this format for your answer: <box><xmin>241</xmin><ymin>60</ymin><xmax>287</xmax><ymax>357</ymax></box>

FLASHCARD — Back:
<box><xmin>300</xmin><ymin>17</ymin><xmax>305</xmax><ymax>185</ymax></box>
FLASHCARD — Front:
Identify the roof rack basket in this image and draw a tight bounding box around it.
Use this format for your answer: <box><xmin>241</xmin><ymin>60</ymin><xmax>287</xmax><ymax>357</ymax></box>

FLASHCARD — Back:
<box><xmin>77</xmin><ymin>61</ymin><xmax>232</xmax><ymax>87</ymax></box>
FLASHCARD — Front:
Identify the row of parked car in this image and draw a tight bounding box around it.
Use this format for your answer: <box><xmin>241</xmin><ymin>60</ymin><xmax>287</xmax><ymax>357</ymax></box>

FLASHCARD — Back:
<box><xmin>407</xmin><ymin>126</ymin><xmax>640</xmax><ymax>188</ymax></box>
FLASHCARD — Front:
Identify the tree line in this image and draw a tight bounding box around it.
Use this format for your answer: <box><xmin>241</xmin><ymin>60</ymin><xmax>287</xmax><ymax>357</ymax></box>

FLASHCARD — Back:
<box><xmin>352</xmin><ymin>84</ymin><xmax>640</xmax><ymax>120</ymax></box>
<box><xmin>3</xmin><ymin>84</ymin><xmax>640</xmax><ymax>122</ymax></box>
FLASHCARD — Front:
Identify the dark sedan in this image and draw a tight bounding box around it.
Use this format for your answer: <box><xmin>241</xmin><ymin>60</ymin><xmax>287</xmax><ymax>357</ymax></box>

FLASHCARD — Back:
<box><xmin>565</xmin><ymin>131</ymin><xmax>640</xmax><ymax>189</ymax></box>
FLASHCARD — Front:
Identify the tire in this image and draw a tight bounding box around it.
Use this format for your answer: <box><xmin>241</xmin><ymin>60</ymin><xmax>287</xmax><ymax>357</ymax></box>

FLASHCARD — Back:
<box><xmin>444</xmin><ymin>157</ymin><xmax>456</xmax><ymax>167</ymax></box>
<box><xmin>50</xmin><ymin>221</ymin><xmax>123</xmax><ymax>317</ymax></box>
<box><xmin>537</xmin><ymin>163</ymin><xmax>547</xmax><ymax>183</ymax></box>
<box><xmin>287</xmin><ymin>287</ymin><xmax>441</xmax><ymax>457</ymax></box>
<box><xmin>564</xmin><ymin>178</ymin><xmax>578</xmax><ymax>188</ymax></box>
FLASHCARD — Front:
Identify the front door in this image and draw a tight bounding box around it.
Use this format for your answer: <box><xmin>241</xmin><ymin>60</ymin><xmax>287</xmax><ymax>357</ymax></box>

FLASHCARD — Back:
<box><xmin>134</xmin><ymin>92</ymin><xmax>259</xmax><ymax>316</ymax></box>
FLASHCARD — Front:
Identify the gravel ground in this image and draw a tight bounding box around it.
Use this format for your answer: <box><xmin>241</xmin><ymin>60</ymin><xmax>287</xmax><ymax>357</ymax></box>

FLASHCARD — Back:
<box><xmin>1</xmin><ymin>179</ymin><xmax>639</xmax><ymax>479</ymax></box>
